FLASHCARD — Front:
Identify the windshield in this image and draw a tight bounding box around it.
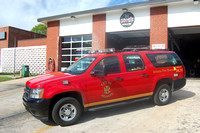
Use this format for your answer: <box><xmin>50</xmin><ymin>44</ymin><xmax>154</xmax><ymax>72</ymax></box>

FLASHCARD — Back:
<box><xmin>65</xmin><ymin>57</ymin><xmax>97</xmax><ymax>75</ymax></box>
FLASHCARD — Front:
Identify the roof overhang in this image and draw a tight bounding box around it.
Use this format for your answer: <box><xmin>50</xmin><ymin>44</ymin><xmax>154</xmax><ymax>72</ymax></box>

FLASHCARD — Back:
<box><xmin>38</xmin><ymin>0</ymin><xmax>183</xmax><ymax>23</ymax></box>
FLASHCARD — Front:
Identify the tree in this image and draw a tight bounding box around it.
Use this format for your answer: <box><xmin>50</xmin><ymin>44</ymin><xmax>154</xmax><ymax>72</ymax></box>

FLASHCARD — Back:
<box><xmin>31</xmin><ymin>24</ymin><xmax>47</xmax><ymax>35</ymax></box>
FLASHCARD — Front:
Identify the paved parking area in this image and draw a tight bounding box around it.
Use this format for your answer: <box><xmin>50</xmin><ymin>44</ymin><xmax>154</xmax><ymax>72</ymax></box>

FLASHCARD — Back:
<box><xmin>0</xmin><ymin>78</ymin><xmax>200</xmax><ymax>133</ymax></box>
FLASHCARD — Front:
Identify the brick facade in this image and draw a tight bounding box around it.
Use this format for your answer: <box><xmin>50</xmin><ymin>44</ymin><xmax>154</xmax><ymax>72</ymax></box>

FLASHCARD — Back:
<box><xmin>1</xmin><ymin>6</ymin><xmax>170</xmax><ymax>73</ymax></box>
<box><xmin>18</xmin><ymin>38</ymin><xmax>46</xmax><ymax>47</ymax></box>
<box><xmin>46</xmin><ymin>21</ymin><xmax>60</xmax><ymax>72</ymax></box>
<box><xmin>0</xmin><ymin>26</ymin><xmax>46</xmax><ymax>50</ymax></box>
<box><xmin>0</xmin><ymin>27</ymin><xmax>9</xmax><ymax>49</ymax></box>
<box><xmin>150</xmin><ymin>6</ymin><xmax>168</xmax><ymax>49</ymax></box>
<box><xmin>92</xmin><ymin>14</ymin><xmax>107</xmax><ymax>50</ymax></box>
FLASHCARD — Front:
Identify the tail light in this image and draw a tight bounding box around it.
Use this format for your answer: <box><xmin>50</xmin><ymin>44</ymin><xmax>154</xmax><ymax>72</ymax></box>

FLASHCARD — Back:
<box><xmin>183</xmin><ymin>66</ymin><xmax>186</xmax><ymax>77</ymax></box>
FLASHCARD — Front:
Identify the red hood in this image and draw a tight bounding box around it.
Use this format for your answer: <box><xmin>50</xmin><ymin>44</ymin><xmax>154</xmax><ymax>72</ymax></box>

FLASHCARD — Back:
<box><xmin>26</xmin><ymin>72</ymin><xmax>75</xmax><ymax>88</ymax></box>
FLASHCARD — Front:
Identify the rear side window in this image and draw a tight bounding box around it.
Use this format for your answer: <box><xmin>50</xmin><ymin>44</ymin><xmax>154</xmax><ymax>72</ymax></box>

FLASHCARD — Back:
<box><xmin>123</xmin><ymin>55</ymin><xmax>145</xmax><ymax>72</ymax></box>
<box><xmin>146</xmin><ymin>53</ymin><xmax>183</xmax><ymax>68</ymax></box>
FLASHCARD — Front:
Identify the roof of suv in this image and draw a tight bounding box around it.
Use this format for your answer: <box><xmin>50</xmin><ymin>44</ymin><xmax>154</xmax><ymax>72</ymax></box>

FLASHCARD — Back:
<box><xmin>87</xmin><ymin>50</ymin><xmax>174</xmax><ymax>58</ymax></box>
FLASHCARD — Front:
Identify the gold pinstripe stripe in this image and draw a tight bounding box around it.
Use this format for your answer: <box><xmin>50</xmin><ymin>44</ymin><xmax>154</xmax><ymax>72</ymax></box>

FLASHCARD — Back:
<box><xmin>84</xmin><ymin>92</ymin><xmax>153</xmax><ymax>108</ymax></box>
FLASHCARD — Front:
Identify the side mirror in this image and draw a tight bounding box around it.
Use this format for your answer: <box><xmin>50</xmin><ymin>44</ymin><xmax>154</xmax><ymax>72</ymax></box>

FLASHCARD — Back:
<box><xmin>90</xmin><ymin>65</ymin><xmax>107</xmax><ymax>77</ymax></box>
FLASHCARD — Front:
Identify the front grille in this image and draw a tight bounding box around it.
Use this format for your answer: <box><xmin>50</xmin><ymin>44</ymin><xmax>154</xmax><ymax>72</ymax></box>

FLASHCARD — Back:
<box><xmin>24</xmin><ymin>86</ymin><xmax>30</xmax><ymax>99</ymax></box>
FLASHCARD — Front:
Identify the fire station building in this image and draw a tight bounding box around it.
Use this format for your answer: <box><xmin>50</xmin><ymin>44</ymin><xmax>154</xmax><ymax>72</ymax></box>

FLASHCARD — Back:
<box><xmin>38</xmin><ymin>0</ymin><xmax>200</xmax><ymax>76</ymax></box>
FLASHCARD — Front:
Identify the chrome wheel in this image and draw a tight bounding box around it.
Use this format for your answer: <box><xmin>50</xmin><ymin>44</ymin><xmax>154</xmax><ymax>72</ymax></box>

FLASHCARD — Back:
<box><xmin>154</xmin><ymin>84</ymin><xmax>171</xmax><ymax>106</ymax></box>
<box><xmin>59</xmin><ymin>104</ymin><xmax>77</xmax><ymax>121</ymax></box>
<box><xmin>159</xmin><ymin>88</ymin><xmax>169</xmax><ymax>102</ymax></box>
<box><xmin>52</xmin><ymin>97</ymin><xmax>82</xmax><ymax>126</ymax></box>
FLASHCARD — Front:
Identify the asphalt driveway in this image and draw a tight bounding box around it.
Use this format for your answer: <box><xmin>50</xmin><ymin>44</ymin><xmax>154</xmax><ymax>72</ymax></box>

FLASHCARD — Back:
<box><xmin>0</xmin><ymin>78</ymin><xmax>200</xmax><ymax>133</ymax></box>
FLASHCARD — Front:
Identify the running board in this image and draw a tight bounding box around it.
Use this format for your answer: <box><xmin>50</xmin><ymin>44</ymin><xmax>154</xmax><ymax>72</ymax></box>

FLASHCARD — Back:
<box><xmin>86</xmin><ymin>96</ymin><xmax>152</xmax><ymax>111</ymax></box>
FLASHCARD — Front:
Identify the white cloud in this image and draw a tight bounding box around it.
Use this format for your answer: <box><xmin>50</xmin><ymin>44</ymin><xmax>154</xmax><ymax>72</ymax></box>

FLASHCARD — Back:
<box><xmin>0</xmin><ymin>0</ymin><xmax>113</xmax><ymax>31</ymax></box>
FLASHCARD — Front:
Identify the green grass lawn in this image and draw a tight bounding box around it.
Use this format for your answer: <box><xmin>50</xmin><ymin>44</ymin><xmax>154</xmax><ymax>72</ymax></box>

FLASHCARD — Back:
<box><xmin>0</xmin><ymin>72</ymin><xmax>39</xmax><ymax>82</ymax></box>
<box><xmin>0</xmin><ymin>77</ymin><xmax>13</xmax><ymax>82</ymax></box>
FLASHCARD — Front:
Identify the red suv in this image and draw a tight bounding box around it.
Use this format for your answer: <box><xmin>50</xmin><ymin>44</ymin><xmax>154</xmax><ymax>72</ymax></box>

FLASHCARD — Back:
<box><xmin>23</xmin><ymin>49</ymin><xmax>186</xmax><ymax>126</ymax></box>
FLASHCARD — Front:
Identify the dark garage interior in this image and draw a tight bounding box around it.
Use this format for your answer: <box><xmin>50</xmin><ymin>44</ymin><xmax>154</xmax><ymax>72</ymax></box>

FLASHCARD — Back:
<box><xmin>169</xmin><ymin>27</ymin><xmax>200</xmax><ymax>77</ymax></box>
<box><xmin>107</xmin><ymin>30</ymin><xmax>150</xmax><ymax>50</ymax></box>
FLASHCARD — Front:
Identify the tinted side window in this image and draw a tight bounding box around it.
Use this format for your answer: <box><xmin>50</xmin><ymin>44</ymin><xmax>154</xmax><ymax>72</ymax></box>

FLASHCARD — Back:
<box><xmin>123</xmin><ymin>55</ymin><xmax>145</xmax><ymax>72</ymax></box>
<box><xmin>146</xmin><ymin>53</ymin><xmax>183</xmax><ymax>68</ymax></box>
<box><xmin>94</xmin><ymin>56</ymin><xmax>121</xmax><ymax>74</ymax></box>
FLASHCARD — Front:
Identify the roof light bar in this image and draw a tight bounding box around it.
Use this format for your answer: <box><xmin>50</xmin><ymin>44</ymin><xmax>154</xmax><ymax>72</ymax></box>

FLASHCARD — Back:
<box><xmin>90</xmin><ymin>48</ymin><xmax>115</xmax><ymax>54</ymax></box>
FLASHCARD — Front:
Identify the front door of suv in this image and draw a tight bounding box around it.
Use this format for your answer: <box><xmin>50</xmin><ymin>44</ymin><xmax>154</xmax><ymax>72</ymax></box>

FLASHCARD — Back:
<box><xmin>85</xmin><ymin>56</ymin><xmax>127</xmax><ymax>107</ymax></box>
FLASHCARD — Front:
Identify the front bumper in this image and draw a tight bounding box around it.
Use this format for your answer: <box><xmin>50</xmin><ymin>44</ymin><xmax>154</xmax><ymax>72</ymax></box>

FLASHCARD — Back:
<box><xmin>23</xmin><ymin>97</ymin><xmax>50</xmax><ymax>117</ymax></box>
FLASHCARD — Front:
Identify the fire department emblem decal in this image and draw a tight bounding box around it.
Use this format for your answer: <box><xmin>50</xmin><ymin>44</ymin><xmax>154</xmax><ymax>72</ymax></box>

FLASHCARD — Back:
<box><xmin>101</xmin><ymin>81</ymin><xmax>113</xmax><ymax>98</ymax></box>
<box><xmin>103</xmin><ymin>86</ymin><xmax>111</xmax><ymax>95</ymax></box>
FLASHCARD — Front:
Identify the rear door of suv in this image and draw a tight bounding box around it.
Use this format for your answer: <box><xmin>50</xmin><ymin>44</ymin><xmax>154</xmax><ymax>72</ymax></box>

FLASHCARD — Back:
<box><xmin>119</xmin><ymin>53</ymin><xmax>154</xmax><ymax>97</ymax></box>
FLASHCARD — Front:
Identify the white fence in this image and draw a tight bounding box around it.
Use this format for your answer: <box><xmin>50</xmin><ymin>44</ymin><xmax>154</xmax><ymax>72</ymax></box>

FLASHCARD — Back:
<box><xmin>0</xmin><ymin>46</ymin><xmax>46</xmax><ymax>74</ymax></box>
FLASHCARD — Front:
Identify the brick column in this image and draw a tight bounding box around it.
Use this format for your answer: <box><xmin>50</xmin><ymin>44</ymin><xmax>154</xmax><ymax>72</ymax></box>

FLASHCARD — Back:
<box><xmin>150</xmin><ymin>6</ymin><xmax>168</xmax><ymax>49</ymax></box>
<box><xmin>46</xmin><ymin>21</ymin><xmax>60</xmax><ymax>72</ymax></box>
<box><xmin>92</xmin><ymin>14</ymin><xmax>107</xmax><ymax>50</ymax></box>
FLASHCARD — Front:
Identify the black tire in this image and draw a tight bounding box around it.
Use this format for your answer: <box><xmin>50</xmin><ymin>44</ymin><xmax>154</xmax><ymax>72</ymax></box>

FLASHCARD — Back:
<box><xmin>52</xmin><ymin>97</ymin><xmax>82</xmax><ymax>126</ymax></box>
<box><xmin>153</xmin><ymin>84</ymin><xmax>171</xmax><ymax>106</ymax></box>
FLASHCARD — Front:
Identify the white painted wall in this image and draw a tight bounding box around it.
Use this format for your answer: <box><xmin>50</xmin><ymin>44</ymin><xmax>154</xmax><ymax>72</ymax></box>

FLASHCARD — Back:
<box><xmin>1</xmin><ymin>46</ymin><xmax>46</xmax><ymax>74</ymax></box>
<box><xmin>106</xmin><ymin>7</ymin><xmax>150</xmax><ymax>32</ymax></box>
<box><xmin>59</xmin><ymin>1</ymin><xmax>200</xmax><ymax>35</ymax></box>
<box><xmin>60</xmin><ymin>15</ymin><xmax>92</xmax><ymax>36</ymax></box>
<box><xmin>168</xmin><ymin>3</ymin><xmax>200</xmax><ymax>27</ymax></box>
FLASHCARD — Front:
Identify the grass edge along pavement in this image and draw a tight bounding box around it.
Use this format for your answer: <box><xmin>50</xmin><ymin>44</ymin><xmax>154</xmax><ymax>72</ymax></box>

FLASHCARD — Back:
<box><xmin>0</xmin><ymin>72</ymin><xmax>20</xmax><ymax>76</ymax></box>
<box><xmin>0</xmin><ymin>73</ymin><xmax>39</xmax><ymax>82</ymax></box>
<box><xmin>0</xmin><ymin>77</ymin><xmax>14</xmax><ymax>82</ymax></box>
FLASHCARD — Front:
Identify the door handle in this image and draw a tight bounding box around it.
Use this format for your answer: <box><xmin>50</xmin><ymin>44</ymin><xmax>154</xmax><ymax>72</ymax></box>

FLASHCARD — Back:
<box><xmin>115</xmin><ymin>77</ymin><xmax>124</xmax><ymax>81</ymax></box>
<box><xmin>141</xmin><ymin>74</ymin><xmax>149</xmax><ymax>77</ymax></box>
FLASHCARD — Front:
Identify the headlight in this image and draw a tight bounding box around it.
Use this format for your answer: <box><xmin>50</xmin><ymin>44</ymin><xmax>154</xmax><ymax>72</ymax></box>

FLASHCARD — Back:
<box><xmin>30</xmin><ymin>88</ymin><xmax>44</xmax><ymax>99</ymax></box>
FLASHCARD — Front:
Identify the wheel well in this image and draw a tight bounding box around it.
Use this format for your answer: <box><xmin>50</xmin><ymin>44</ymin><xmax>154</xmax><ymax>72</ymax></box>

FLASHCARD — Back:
<box><xmin>48</xmin><ymin>91</ymin><xmax>84</xmax><ymax>118</ymax></box>
<box><xmin>154</xmin><ymin>78</ymin><xmax>173</xmax><ymax>94</ymax></box>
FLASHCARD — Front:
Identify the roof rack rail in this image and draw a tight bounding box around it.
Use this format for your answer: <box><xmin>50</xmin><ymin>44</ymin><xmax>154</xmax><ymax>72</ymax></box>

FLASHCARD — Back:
<box><xmin>90</xmin><ymin>48</ymin><xmax>115</xmax><ymax>54</ymax></box>
<box><xmin>122</xmin><ymin>48</ymin><xmax>170</xmax><ymax>52</ymax></box>
<box><xmin>89</xmin><ymin>48</ymin><xmax>170</xmax><ymax>54</ymax></box>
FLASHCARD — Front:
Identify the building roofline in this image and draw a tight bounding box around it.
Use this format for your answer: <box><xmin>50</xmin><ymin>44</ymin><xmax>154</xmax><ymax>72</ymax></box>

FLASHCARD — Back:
<box><xmin>38</xmin><ymin>0</ymin><xmax>182</xmax><ymax>23</ymax></box>
<box><xmin>18</xmin><ymin>37</ymin><xmax>47</xmax><ymax>42</ymax></box>
<box><xmin>0</xmin><ymin>26</ymin><xmax>46</xmax><ymax>37</ymax></box>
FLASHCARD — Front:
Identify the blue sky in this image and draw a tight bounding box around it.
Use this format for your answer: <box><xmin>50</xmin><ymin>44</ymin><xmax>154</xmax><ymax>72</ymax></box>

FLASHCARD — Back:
<box><xmin>0</xmin><ymin>0</ymin><xmax>148</xmax><ymax>31</ymax></box>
